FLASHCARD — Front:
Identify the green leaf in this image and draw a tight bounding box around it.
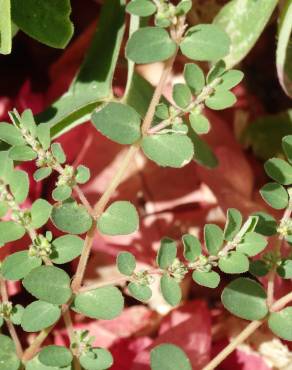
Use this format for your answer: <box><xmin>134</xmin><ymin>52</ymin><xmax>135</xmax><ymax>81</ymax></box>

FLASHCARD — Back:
<box><xmin>276</xmin><ymin>0</ymin><xmax>292</xmax><ymax>98</ymax></box>
<box><xmin>0</xmin><ymin>0</ymin><xmax>12</xmax><ymax>55</ymax></box>
<box><xmin>23</xmin><ymin>265</ymin><xmax>72</xmax><ymax>304</ymax></box>
<box><xmin>80</xmin><ymin>348</ymin><xmax>113</xmax><ymax>370</ymax></box>
<box><xmin>51</xmin><ymin>199</ymin><xmax>92</xmax><ymax>234</ymax></box>
<box><xmin>76</xmin><ymin>165</ymin><xmax>90</xmax><ymax>184</ymax></box>
<box><xmin>126</xmin><ymin>27</ymin><xmax>176</xmax><ymax>64</ymax></box>
<box><xmin>31</xmin><ymin>199</ymin><xmax>52</xmax><ymax>229</ymax></box>
<box><xmin>160</xmin><ymin>273</ymin><xmax>182</xmax><ymax>306</ymax></box>
<box><xmin>218</xmin><ymin>251</ymin><xmax>249</xmax><ymax>274</ymax></box>
<box><xmin>39</xmin><ymin>346</ymin><xmax>72</xmax><ymax>368</ymax></box>
<box><xmin>192</xmin><ymin>270</ymin><xmax>220</xmax><ymax>288</ymax></box>
<box><xmin>268</xmin><ymin>307</ymin><xmax>292</xmax><ymax>341</ymax></box>
<box><xmin>33</xmin><ymin>167</ymin><xmax>52</xmax><ymax>182</ymax></box>
<box><xmin>0</xmin><ymin>123</ymin><xmax>25</xmax><ymax>145</ymax></box>
<box><xmin>189</xmin><ymin>113</ymin><xmax>210</xmax><ymax>135</ymax></box>
<box><xmin>117</xmin><ymin>252</ymin><xmax>136</xmax><ymax>276</ymax></box>
<box><xmin>180</xmin><ymin>24</ymin><xmax>230</xmax><ymax>62</ymax></box>
<box><xmin>11</xmin><ymin>0</ymin><xmax>73</xmax><ymax>48</ymax></box>
<box><xmin>155</xmin><ymin>103</ymin><xmax>169</xmax><ymax>120</ymax></box>
<box><xmin>237</xmin><ymin>232</ymin><xmax>267</xmax><ymax>257</ymax></box>
<box><xmin>0</xmin><ymin>316</ymin><xmax>3</xmax><ymax>327</ymax></box>
<box><xmin>216</xmin><ymin>70</ymin><xmax>244</xmax><ymax>90</ymax></box>
<box><xmin>21</xmin><ymin>300</ymin><xmax>61</xmax><ymax>332</ymax></box>
<box><xmin>126</xmin><ymin>0</ymin><xmax>156</xmax><ymax>16</ymax></box>
<box><xmin>9</xmin><ymin>169</ymin><xmax>29</xmax><ymax>203</ymax></box>
<box><xmin>221</xmin><ymin>277</ymin><xmax>268</xmax><ymax>320</ymax></box>
<box><xmin>10</xmin><ymin>304</ymin><xmax>24</xmax><ymax>325</ymax></box>
<box><xmin>92</xmin><ymin>102</ymin><xmax>141</xmax><ymax>145</ymax></box>
<box><xmin>0</xmin><ymin>151</ymin><xmax>13</xmax><ymax>181</ymax></box>
<box><xmin>206</xmin><ymin>60</ymin><xmax>226</xmax><ymax>84</ymax></box>
<box><xmin>156</xmin><ymin>238</ymin><xmax>177</xmax><ymax>269</ymax></box>
<box><xmin>277</xmin><ymin>259</ymin><xmax>292</xmax><ymax>279</ymax></box>
<box><xmin>36</xmin><ymin>0</ymin><xmax>125</xmax><ymax>138</ymax></box>
<box><xmin>0</xmin><ymin>201</ymin><xmax>8</xmax><ymax>217</ymax></box>
<box><xmin>36</xmin><ymin>123</ymin><xmax>51</xmax><ymax>150</ymax></box>
<box><xmin>52</xmin><ymin>185</ymin><xmax>72</xmax><ymax>202</ymax></box>
<box><xmin>97</xmin><ymin>201</ymin><xmax>139</xmax><ymax>236</ymax></box>
<box><xmin>264</xmin><ymin>158</ymin><xmax>292</xmax><ymax>185</ymax></box>
<box><xmin>20</xmin><ymin>109</ymin><xmax>37</xmax><ymax>136</ymax></box>
<box><xmin>51</xmin><ymin>142</ymin><xmax>66</xmax><ymax>164</ymax></box>
<box><xmin>0</xmin><ymin>334</ymin><xmax>20</xmax><ymax>370</ymax></box>
<box><xmin>128</xmin><ymin>282</ymin><xmax>152</xmax><ymax>302</ymax></box>
<box><xmin>249</xmin><ymin>260</ymin><xmax>269</xmax><ymax>277</ymax></box>
<box><xmin>150</xmin><ymin>343</ymin><xmax>192</xmax><ymax>370</ymax></box>
<box><xmin>142</xmin><ymin>133</ymin><xmax>194</xmax><ymax>168</ymax></box>
<box><xmin>1</xmin><ymin>251</ymin><xmax>41</xmax><ymax>281</ymax></box>
<box><xmin>184</xmin><ymin>63</ymin><xmax>205</xmax><ymax>94</ymax></box>
<box><xmin>260</xmin><ymin>182</ymin><xmax>289</xmax><ymax>209</ymax></box>
<box><xmin>241</xmin><ymin>110</ymin><xmax>292</xmax><ymax>161</ymax></box>
<box><xmin>224</xmin><ymin>208</ymin><xmax>242</xmax><ymax>241</ymax></box>
<box><xmin>74</xmin><ymin>286</ymin><xmax>124</xmax><ymax>320</ymax></box>
<box><xmin>0</xmin><ymin>221</ymin><xmax>25</xmax><ymax>244</ymax></box>
<box><xmin>189</xmin><ymin>130</ymin><xmax>218</xmax><ymax>168</ymax></box>
<box><xmin>176</xmin><ymin>0</ymin><xmax>192</xmax><ymax>15</ymax></box>
<box><xmin>172</xmin><ymin>84</ymin><xmax>192</xmax><ymax>109</ymax></box>
<box><xmin>9</xmin><ymin>145</ymin><xmax>37</xmax><ymax>161</ymax></box>
<box><xmin>282</xmin><ymin>135</ymin><xmax>292</xmax><ymax>163</ymax></box>
<box><xmin>205</xmin><ymin>90</ymin><xmax>236</xmax><ymax>110</ymax></box>
<box><xmin>204</xmin><ymin>224</ymin><xmax>224</xmax><ymax>256</ymax></box>
<box><xmin>214</xmin><ymin>0</ymin><xmax>277</xmax><ymax>68</ymax></box>
<box><xmin>51</xmin><ymin>235</ymin><xmax>83</xmax><ymax>264</ymax></box>
<box><xmin>26</xmin><ymin>356</ymin><xmax>71</xmax><ymax>370</ymax></box>
<box><xmin>182</xmin><ymin>234</ymin><xmax>201</xmax><ymax>262</ymax></box>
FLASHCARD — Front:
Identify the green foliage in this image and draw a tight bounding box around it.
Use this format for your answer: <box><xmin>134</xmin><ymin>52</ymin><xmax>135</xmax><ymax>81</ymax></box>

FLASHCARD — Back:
<box><xmin>156</xmin><ymin>238</ymin><xmax>177</xmax><ymax>269</ymax></box>
<box><xmin>224</xmin><ymin>208</ymin><xmax>242</xmax><ymax>241</ymax></box>
<box><xmin>74</xmin><ymin>286</ymin><xmax>124</xmax><ymax>320</ymax></box>
<box><xmin>160</xmin><ymin>273</ymin><xmax>182</xmax><ymax>306</ymax></box>
<box><xmin>97</xmin><ymin>201</ymin><xmax>139</xmax><ymax>236</ymax></box>
<box><xmin>126</xmin><ymin>27</ymin><xmax>176</xmax><ymax>64</ymax></box>
<box><xmin>189</xmin><ymin>113</ymin><xmax>210</xmax><ymax>135</ymax></box>
<box><xmin>51</xmin><ymin>142</ymin><xmax>66</xmax><ymax>164</ymax></box>
<box><xmin>182</xmin><ymin>234</ymin><xmax>202</xmax><ymax>262</ymax></box>
<box><xmin>192</xmin><ymin>270</ymin><xmax>220</xmax><ymax>288</ymax></box>
<box><xmin>80</xmin><ymin>348</ymin><xmax>113</xmax><ymax>370</ymax></box>
<box><xmin>214</xmin><ymin>0</ymin><xmax>277</xmax><ymax>68</ymax></box>
<box><xmin>51</xmin><ymin>199</ymin><xmax>92</xmax><ymax>234</ymax></box>
<box><xmin>9</xmin><ymin>169</ymin><xmax>29</xmax><ymax>204</ymax></box>
<box><xmin>0</xmin><ymin>334</ymin><xmax>20</xmax><ymax>370</ymax></box>
<box><xmin>282</xmin><ymin>135</ymin><xmax>292</xmax><ymax>162</ymax></box>
<box><xmin>180</xmin><ymin>24</ymin><xmax>230</xmax><ymax>61</ymax></box>
<box><xmin>0</xmin><ymin>0</ymin><xmax>12</xmax><ymax>55</ymax></box>
<box><xmin>236</xmin><ymin>232</ymin><xmax>267</xmax><ymax>257</ymax></box>
<box><xmin>11</xmin><ymin>0</ymin><xmax>73</xmax><ymax>48</ymax></box>
<box><xmin>150</xmin><ymin>343</ymin><xmax>192</xmax><ymax>370</ymax></box>
<box><xmin>141</xmin><ymin>133</ymin><xmax>194</xmax><ymax>168</ymax></box>
<box><xmin>76</xmin><ymin>165</ymin><xmax>90</xmax><ymax>184</ymax></box>
<box><xmin>204</xmin><ymin>224</ymin><xmax>224</xmax><ymax>255</ymax></box>
<box><xmin>0</xmin><ymin>123</ymin><xmax>25</xmax><ymax>145</ymax></box>
<box><xmin>92</xmin><ymin>102</ymin><xmax>141</xmax><ymax>145</ymax></box>
<box><xmin>218</xmin><ymin>251</ymin><xmax>249</xmax><ymax>274</ymax></box>
<box><xmin>264</xmin><ymin>158</ymin><xmax>292</xmax><ymax>185</ymax></box>
<box><xmin>52</xmin><ymin>185</ymin><xmax>72</xmax><ymax>202</ymax></box>
<box><xmin>205</xmin><ymin>90</ymin><xmax>236</xmax><ymax>110</ymax></box>
<box><xmin>25</xmin><ymin>356</ymin><xmax>71</xmax><ymax>370</ymax></box>
<box><xmin>0</xmin><ymin>221</ymin><xmax>25</xmax><ymax>244</ymax></box>
<box><xmin>23</xmin><ymin>265</ymin><xmax>72</xmax><ymax>304</ymax></box>
<box><xmin>51</xmin><ymin>235</ymin><xmax>83</xmax><ymax>264</ymax></box>
<box><xmin>184</xmin><ymin>63</ymin><xmax>205</xmax><ymax>95</ymax></box>
<box><xmin>39</xmin><ymin>345</ymin><xmax>73</xmax><ymax>367</ymax></box>
<box><xmin>277</xmin><ymin>259</ymin><xmax>292</xmax><ymax>279</ymax></box>
<box><xmin>260</xmin><ymin>182</ymin><xmax>289</xmax><ymax>209</ymax></box>
<box><xmin>268</xmin><ymin>307</ymin><xmax>292</xmax><ymax>341</ymax></box>
<box><xmin>33</xmin><ymin>167</ymin><xmax>52</xmax><ymax>182</ymax></box>
<box><xmin>172</xmin><ymin>84</ymin><xmax>192</xmax><ymax>109</ymax></box>
<box><xmin>37</xmin><ymin>0</ymin><xmax>126</xmax><ymax>137</ymax></box>
<box><xmin>221</xmin><ymin>277</ymin><xmax>268</xmax><ymax>320</ymax></box>
<box><xmin>1</xmin><ymin>251</ymin><xmax>41</xmax><ymax>281</ymax></box>
<box><xmin>31</xmin><ymin>199</ymin><xmax>52</xmax><ymax>229</ymax></box>
<box><xmin>21</xmin><ymin>300</ymin><xmax>61</xmax><ymax>332</ymax></box>
<box><xmin>116</xmin><ymin>252</ymin><xmax>136</xmax><ymax>276</ymax></box>
<box><xmin>9</xmin><ymin>145</ymin><xmax>37</xmax><ymax>161</ymax></box>
<box><xmin>128</xmin><ymin>282</ymin><xmax>152</xmax><ymax>302</ymax></box>
<box><xmin>276</xmin><ymin>0</ymin><xmax>292</xmax><ymax>98</ymax></box>
<box><xmin>126</xmin><ymin>0</ymin><xmax>156</xmax><ymax>17</ymax></box>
